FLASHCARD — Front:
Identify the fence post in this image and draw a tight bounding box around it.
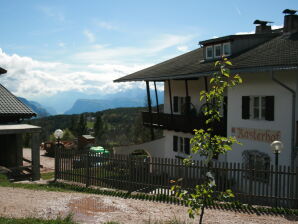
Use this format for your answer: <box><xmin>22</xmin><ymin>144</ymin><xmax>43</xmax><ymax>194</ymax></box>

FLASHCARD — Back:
<box><xmin>85</xmin><ymin>151</ymin><xmax>90</xmax><ymax>187</ymax></box>
<box><xmin>296</xmin><ymin>167</ymin><xmax>298</xmax><ymax>208</ymax></box>
<box><xmin>54</xmin><ymin>144</ymin><xmax>59</xmax><ymax>181</ymax></box>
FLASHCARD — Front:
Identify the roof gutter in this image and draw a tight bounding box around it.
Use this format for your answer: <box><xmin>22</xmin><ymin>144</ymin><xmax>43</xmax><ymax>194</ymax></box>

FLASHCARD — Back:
<box><xmin>271</xmin><ymin>70</ymin><xmax>296</xmax><ymax>168</ymax></box>
<box><xmin>114</xmin><ymin>65</ymin><xmax>298</xmax><ymax>82</ymax></box>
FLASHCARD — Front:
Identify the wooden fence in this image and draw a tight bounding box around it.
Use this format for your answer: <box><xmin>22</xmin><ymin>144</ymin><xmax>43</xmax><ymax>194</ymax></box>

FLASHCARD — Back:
<box><xmin>55</xmin><ymin>148</ymin><xmax>298</xmax><ymax>208</ymax></box>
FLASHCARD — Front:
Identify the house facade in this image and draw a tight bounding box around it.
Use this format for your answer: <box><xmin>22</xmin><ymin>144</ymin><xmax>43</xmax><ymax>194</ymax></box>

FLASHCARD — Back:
<box><xmin>114</xmin><ymin>11</ymin><xmax>298</xmax><ymax>169</ymax></box>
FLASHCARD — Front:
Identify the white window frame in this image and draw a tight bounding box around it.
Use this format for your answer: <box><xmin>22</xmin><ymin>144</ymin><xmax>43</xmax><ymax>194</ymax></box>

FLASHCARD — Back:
<box><xmin>206</xmin><ymin>46</ymin><xmax>213</xmax><ymax>59</ymax></box>
<box><xmin>214</xmin><ymin>44</ymin><xmax>221</xmax><ymax>58</ymax></box>
<box><xmin>223</xmin><ymin>42</ymin><xmax>231</xmax><ymax>56</ymax></box>
<box><xmin>250</xmin><ymin>96</ymin><xmax>266</xmax><ymax>120</ymax></box>
<box><xmin>173</xmin><ymin>136</ymin><xmax>191</xmax><ymax>155</ymax></box>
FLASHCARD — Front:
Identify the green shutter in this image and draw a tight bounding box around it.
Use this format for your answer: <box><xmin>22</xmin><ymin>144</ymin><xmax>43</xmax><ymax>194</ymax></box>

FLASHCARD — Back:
<box><xmin>184</xmin><ymin>138</ymin><xmax>190</xmax><ymax>155</ymax></box>
<box><xmin>173</xmin><ymin>136</ymin><xmax>178</xmax><ymax>152</ymax></box>
<box><xmin>265</xmin><ymin>96</ymin><xmax>274</xmax><ymax>121</ymax></box>
<box><xmin>242</xmin><ymin>96</ymin><xmax>250</xmax><ymax>119</ymax></box>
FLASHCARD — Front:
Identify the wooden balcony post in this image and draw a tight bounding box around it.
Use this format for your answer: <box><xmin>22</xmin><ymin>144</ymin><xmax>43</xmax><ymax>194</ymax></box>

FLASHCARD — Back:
<box><xmin>31</xmin><ymin>133</ymin><xmax>40</xmax><ymax>181</ymax></box>
<box><xmin>185</xmin><ymin>80</ymin><xmax>190</xmax><ymax>115</ymax></box>
<box><xmin>168</xmin><ymin>80</ymin><xmax>173</xmax><ymax>115</ymax></box>
<box><xmin>146</xmin><ymin>81</ymin><xmax>154</xmax><ymax>140</ymax></box>
<box><xmin>154</xmin><ymin>81</ymin><xmax>160</xmax><ymax>127</ymax></box>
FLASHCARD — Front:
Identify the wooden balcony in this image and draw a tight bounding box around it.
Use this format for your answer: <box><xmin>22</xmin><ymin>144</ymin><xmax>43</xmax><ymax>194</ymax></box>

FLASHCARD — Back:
<box><xmin>142</xmin><ymin>111</ymin><xmax>226</xmax><ymax>136</ymax></box>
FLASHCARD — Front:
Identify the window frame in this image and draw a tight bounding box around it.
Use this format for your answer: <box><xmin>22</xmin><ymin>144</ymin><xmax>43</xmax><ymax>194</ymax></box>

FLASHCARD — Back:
<box><xmin>206</xmin><ymin>46</ymin><xmax>213</xmax><ymax>59</ymax></box>
<box><xmin>222</xmin><ymin>42</ymin><xmax>231</xmax><ymax>56</ymax></box>
<box><xmin>173</xmin><ymin>136</ymin><xmax>191</xmax><ymax>155</ymax></box>
<box><xmin>214</xmin><ymin>44</ymin><xmax>222</xmax><ymax>58</ymax></box>
<box><xmin>250</xmin><ymin>96</ymin><xmax>266</xmax><ymax>120</ymax></box>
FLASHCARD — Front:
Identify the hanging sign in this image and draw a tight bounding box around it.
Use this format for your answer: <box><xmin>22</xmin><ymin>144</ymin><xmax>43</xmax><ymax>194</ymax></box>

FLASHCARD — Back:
<box><xmin>231</xmin><ymin>127</ymin><xmax>281</xmax><ymax>143</ymax></box>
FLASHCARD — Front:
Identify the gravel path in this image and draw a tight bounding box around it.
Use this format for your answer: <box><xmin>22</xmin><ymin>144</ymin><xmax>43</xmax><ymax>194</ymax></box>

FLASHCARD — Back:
<box><xmin>0</xmin><ymin>187</ymin><xmax>297</xmax><ymax>224</ymax></box>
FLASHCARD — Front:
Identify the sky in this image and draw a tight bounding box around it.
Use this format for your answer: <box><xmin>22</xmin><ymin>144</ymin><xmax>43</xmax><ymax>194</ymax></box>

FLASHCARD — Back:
<box><xmin>0</xmin><ymin>0</ymin><xmax>296</xmax><ymax>111</ymax></box>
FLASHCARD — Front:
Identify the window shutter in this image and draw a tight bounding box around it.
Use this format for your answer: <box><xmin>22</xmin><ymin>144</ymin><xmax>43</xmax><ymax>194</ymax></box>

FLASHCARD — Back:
<box><xmin>265</xmin><ymin>96</ymin><xmax>274</xmax><ymax>121</ymax></box>
<box><xmin>173</xmin><ymin>96</ymin><xmax>178</xmax><ymax>112</ymax></box>
<box><xmin>173</xmin><ymin>136</ymin><xmax>178</xmax><ymax>152</ymax></box>
<box><xmin>184</xmin><ymin>96</ymin><xmax>191</xmax><ymax>114</ymax></box>
<box><xmin>242</xmin><ymin>96</ymin><xmax>250</xmax><ymax>119</ymax></box>
<box><xmin>184</xmin><ymin>138</ymin><xmax>190</xmax><ymax>155</ymax></box>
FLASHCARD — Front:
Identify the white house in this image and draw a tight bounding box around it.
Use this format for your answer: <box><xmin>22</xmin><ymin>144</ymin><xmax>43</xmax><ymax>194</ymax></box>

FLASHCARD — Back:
<box><xmin>114</xmin><ymin>10</ymin><xmax>298</xmax><ymax>169</ymax></box>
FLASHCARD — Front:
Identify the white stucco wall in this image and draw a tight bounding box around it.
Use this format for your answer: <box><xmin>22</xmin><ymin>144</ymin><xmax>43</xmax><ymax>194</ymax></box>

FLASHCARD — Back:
<box><xmin>113</xmin><ymin>137</ymin><xmax>166</xmax><ymax>158</ymax></box>
<box><xmin>227</xmin><ymin>70</ymin><xmax>297</xmax><ymax>166</ymax></box>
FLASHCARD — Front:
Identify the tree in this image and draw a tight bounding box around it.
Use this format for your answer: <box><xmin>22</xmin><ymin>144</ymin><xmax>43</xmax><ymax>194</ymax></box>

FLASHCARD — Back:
<box><xmin>62</xmin><ymin>128</ymin><xmax>75</xmax><ymax>141</ymax></box>
<box><xmin>94</xmin><ymin>113</ymin><xmax>104</xmax><ymax>143</ymax></box>
<box><xmin>76</xmin><ymin>114</ymin><xmax>87</xmax><ymax>136</ymax></box>
<box><xmin>172</xmin><ymin>58</ymin><xmax>242</xmax><ymax>223</ymax></box>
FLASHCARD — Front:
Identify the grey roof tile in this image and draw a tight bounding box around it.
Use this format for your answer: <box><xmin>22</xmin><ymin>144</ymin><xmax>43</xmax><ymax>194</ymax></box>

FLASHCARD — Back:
<box><xmin>0</xmin><ymin>84</ymin><xmax>36</xmax><ymax>123</ymax></box>
<box><xmin>114</xmin><ymin>32</ymin><xmax>298</xmax><ymax>82</ymax></box>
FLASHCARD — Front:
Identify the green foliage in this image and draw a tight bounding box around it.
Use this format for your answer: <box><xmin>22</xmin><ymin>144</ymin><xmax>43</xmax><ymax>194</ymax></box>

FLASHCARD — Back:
<box><xmin>25</xmin><ymin>107</ymin><xmax>162</xmax><ymax>149</ymax></box>
<box><xmin>94</xmin><ymin>113</ymin><xmax>104</xmax><ymax>143</ymax></box>
<box><xmin>62</xmin><ymin>128</ymin><xmax>75</xmax><ymax>141</ymax></box>
<box><xmin>76</xmin><ymin>114</ymin><xmax>87</xmax><ymax>136</ymax></box>
<box><xmin>173</xmin><ymin>59</ymin><xmax>242</xmax><ymax>223</ymax></box>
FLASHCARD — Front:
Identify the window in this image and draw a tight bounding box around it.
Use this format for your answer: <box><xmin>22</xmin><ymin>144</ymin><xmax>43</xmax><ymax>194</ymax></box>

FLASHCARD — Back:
<box><xmin>206</xmin><ymin>46</ymin><xmax>213</xmax><ymax>59</ymax></box>
<box><xmin>242</xmin><ymin>150</ymin><xmax>270</xmax><ymax>182</ymax></box>
<box><xmin>173</xmin><ymin>136</ymin><xmax>190</xmax><ymax>155</ymax></box>
<box><xmin>173</xmin><ymin>96</ymin><xmax>191</xmax><ymax>114</ymax></box>
<box><xmin>214</xmin><ymin>44</ymin><xmax>221</xmax><ymax>58</ymax></box>
<box><xmin>242</xmin><ymin>96</ymin><xmax>274</xmax><ymax>121</ymax></box>
<box><xmin>223</xmin><ymin>43</ymin><xmax>231</xmax><ymax>56</ymax></box>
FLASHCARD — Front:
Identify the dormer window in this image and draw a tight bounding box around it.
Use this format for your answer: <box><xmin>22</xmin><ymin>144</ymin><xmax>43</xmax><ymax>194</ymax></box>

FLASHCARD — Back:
<box><xmin>206</xmin><ymin>46</ymin><xmax>213</xmax><ymax>59</ymax></box>
<box><xmin>214</xmin><ymin>44</ymin><xmax>221</xmax><ymax>58</ymax></box>
<box><xmin>223</xmin><ymin>42</ymin><xmax>231</xmax><ymax>56</ymax></box>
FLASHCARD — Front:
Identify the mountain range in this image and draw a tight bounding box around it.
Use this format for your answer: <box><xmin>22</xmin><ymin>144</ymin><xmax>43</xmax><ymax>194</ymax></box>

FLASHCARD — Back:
<box><xmin>20</xmin><ymin>88</ymin><xmax>164</xmax><ymax>115</ymax></box>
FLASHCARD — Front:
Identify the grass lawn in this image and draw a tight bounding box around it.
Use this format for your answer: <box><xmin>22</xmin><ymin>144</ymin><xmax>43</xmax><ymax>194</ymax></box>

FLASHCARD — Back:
<box><xmin>0</xmin><ymin>215</ymin><xmax>76</xmax><ymax>224</ymax></box>
<box><xmin>41</xmin><ymin>172</ymin><xmax>55</xmax><ymax>180</ymax></box>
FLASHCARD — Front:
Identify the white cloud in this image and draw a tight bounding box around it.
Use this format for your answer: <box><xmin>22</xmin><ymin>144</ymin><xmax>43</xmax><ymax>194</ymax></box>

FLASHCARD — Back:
<box><xmin>272</xmin><ymin>25</ymin><xmax>283</xmax><ymax>30</ymax></box>
<box><xmin>37</xmin><ymin>6</ymin><xmax>65</xmax><ymax>22</ymax></box>
<box><xmin>177</xmin><ymin>45</ymin><xmax>189</xmax><ymax>52</ymax></box>
<box><xmin>0</xmin><ymin>33</ymin><xmax>195</xmax><ymax>100</ymax></box>
<box><xmin>75</xmin><ymin>34</ymin><xmax>194</xmax><ymax>63</ymax></box>
<box><xmin>235</xmin><ymin>30</ymin><xmax>254</xmax><ymax>35</ymax></box>
<box><xmin>96</xmin><ymin>21</ymin><xmax>118</xmax><ymax>30</ymax></box>
<box><xmin>0</xmin><ymin>49</ymin><xmax>148</xmax><ymax>99</ymax></box>
<box><xmin>58</xmin><ymin>42</ymin><xmax>65</xmax><ymax>47</ymax></box>
<box><xmin>236</xmin><ymin>25</ymin><xmax>283</xmax><ymax>35</ymax></box>
<box><xmin>83</xmin><ymin>30</ymin><xmax>96</xmax><ymax>43</ymax></box>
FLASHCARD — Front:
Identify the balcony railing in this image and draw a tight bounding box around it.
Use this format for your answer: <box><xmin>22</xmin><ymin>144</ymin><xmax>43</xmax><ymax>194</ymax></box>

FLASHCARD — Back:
<box><xmin>142</xmin><ymin>111</ymin><xmax>226</xmax><ymax>136</ymax></box>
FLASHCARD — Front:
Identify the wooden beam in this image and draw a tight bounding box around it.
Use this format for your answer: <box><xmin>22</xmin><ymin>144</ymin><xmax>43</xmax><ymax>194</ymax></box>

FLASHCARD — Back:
<box><xmin>185</xmin><ymin>79</ymin><xmax>189</xmax><ymax>97</ymax></box>
<box><xmin>154</xmin><ymin>81</ymin><xmax>159</xmax><ymax>113</ymax></box>
<box><xmin>31</xmin><ymin>133</ymin><xmax>40</xmax><ymax>181</ymax></box>
<box><xmin>146</xmin><ymin>81</ymin><xmax>154</xmax><ymax>140</ymax></box>
<box><xmin>168</xmin><ymin>80</ymin><xmax>173</xmax><ymax>115</ymax></box>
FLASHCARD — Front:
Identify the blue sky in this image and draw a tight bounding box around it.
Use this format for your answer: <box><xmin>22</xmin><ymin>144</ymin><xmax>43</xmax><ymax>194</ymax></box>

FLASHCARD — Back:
<box><xmin>0</xmin><ymin>0</ymin><xmax>296</xmax><ymax>112</ymax></box>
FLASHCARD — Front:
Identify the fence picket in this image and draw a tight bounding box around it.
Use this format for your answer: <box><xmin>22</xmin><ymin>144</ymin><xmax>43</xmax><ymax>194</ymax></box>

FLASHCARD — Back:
<box><xmin>54</xmin><ymin>149</ymin><xmax>298</xmax><ymax>208</ymax></box>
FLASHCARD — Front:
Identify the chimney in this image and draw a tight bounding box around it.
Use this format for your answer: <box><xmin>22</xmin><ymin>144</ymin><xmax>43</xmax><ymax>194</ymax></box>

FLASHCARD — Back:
<box><xmin>283</xmin><ymin>9</ymin><xmax>298</xmax><ymax>33</ymax></box>
<box><xmin>254</xmin><ymin>20</ymin><xmax>272</xmax><ymax>34</ymax></box>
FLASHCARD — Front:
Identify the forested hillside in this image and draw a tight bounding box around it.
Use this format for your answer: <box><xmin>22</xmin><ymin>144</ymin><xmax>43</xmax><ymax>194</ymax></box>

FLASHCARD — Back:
<box><xmin>25</xmin><ymin>107</ymin><xmax>162</xmax><ymax>149</ymax></box>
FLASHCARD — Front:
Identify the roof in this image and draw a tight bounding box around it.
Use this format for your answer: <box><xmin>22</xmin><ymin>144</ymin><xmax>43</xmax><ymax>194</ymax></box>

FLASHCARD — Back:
<box><xmin>0</xmin><ymin>124</ymin><xmax>41</xmax><ymax>135</ymax></box>
<box><xmin>114</xmin><ymin>32</ymin><xmax>298</xmax><ymax>82</ymax></box>
<box><xmin>199</xmin><ymin>33</ymin><xmax>279</xmax><ymax>45</ymax></box>
<box><xmin>0</xmin><ymin>84</ymin><xmax>36</xmax><ymax>123</ymax></box>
